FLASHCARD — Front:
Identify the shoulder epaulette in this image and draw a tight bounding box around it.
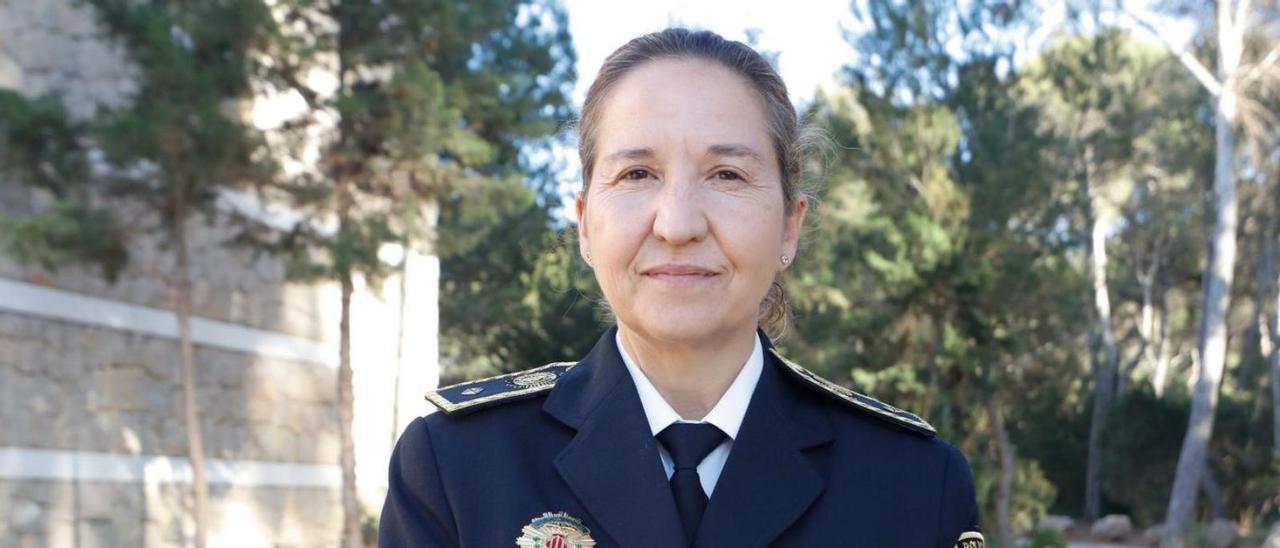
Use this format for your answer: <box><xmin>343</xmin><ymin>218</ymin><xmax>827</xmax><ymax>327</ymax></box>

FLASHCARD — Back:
<box><xmin>425</xmin><ymin>362</ymin><xmax>576</xmax><ymax>415</ymax></box>
<box><xmin>769</xmin><ymin>348</ymin><xmax>936</xmax><ymax>436</ymax></box>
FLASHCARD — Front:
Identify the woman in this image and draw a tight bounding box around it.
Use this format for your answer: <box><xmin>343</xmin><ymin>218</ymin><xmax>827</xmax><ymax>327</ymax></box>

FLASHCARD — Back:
<box><xmin>379</xmin><ymin>28</ymin><xmax>983</xmax><ymax>548</ymax></box>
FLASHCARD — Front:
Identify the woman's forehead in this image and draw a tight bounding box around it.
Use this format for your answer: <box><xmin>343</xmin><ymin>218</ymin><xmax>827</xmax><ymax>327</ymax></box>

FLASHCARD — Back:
<box><xmin>593</xmin><ymin>58</ymin><xmax>774</xmax><ymax>163</ymax></box>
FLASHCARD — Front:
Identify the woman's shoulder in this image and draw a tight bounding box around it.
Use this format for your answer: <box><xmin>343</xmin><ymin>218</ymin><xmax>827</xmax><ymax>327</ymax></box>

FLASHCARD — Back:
<box><xmin>399</xmin><ymin>362</ymin><xmax>580</xmax><ymax>457</ymax></box>
<box><xmin>767</xmin><ymin>347</ymin><xmax>937</xmax><ymax>438</ymax></box>
<box><xmin>424</xmin><ymin>361</ymin><xmax>578</xmax><ymax>416</ymax></box>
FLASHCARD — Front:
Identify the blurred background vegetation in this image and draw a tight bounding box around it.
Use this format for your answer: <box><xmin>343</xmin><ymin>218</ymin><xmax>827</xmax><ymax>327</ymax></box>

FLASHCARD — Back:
<box><xmin>2</xmin><ymin>0</ymin><xmax>1278</xmax><ymax>546</ymax></box>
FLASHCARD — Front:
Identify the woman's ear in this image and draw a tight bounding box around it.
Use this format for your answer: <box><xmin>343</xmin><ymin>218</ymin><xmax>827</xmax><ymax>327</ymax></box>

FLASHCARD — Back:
<box><xmin>575</xmin><ymin>191</ymin><xmax>591</xmax><ymax>263</ymax></box>
<box><xmin>781</xmin><ymin>195</ymin><xmax>809</xmax><ymax>267</ymax></box>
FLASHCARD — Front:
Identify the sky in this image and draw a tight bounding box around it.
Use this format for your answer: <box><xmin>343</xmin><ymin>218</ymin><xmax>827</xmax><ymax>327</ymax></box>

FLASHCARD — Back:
<box><xmin>562</xmin><ymin>0</ymin><xmax>863</xmax><ymax>107</ymax></box>
<box><xmin>548</xmin><ymin>0</ymin><xmax>1197</xmax><ymax>217</ymax></box>
<box><xmin>561</xmin><ymin>0</ymin><xmax>1195</xmax><ymax>107</ymax></box>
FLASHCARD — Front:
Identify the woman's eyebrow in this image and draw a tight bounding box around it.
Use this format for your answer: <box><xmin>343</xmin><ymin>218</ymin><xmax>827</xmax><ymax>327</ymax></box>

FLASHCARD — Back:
<box><xmin>706</xmin><ymin>143</ymin><xmax>763</xmax><ymax>164</ymax></box>
<box><xmin>601</xmin><ymin>144</ymin><xmax>763</xmax><ymax>165</ymax></box>
<box><xmin>602</xmin><ymin>147</ymin><xmax>655</xmax><ymax>164</ymax></box>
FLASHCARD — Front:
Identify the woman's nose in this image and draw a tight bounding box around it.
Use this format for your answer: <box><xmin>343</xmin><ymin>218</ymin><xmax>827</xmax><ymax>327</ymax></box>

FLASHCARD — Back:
<box><xmin>650</xmin><ymin>176</ymin><xmax>709</xmax><ymax>246</ymax></box>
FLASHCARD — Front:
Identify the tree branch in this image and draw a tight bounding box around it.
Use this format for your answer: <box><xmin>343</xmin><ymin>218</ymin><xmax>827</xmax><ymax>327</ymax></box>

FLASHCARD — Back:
<box><xmin>1234</xmin><ymin>0</ymin><xmax>1253</xmax><ymax>39</ymax></box>
<box><xmin>1125</xmin><ymin>9</ymin><xmax>1224</xmax><ymax>97</ymax></box>
<box><xmin>1241</xmin><ymin>45</ymin><xmax>1280</xmax><ymax>86</ymax></box>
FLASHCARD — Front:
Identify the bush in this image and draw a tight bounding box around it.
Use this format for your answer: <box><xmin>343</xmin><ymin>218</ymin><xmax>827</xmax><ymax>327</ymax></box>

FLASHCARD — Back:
<box><xmin>1013</xmin><ymin>384</ymin><xmax>1278</xmax><ymax>528</ymax></box>
<box><xmin>1026</xmin><ymin>528</ymin><xmax>1068</xmax><ymax>548</ymax></box>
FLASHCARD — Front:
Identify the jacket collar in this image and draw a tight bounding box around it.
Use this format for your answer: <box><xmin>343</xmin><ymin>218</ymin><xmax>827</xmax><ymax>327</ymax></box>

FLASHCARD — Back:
<box><xmin>543</xmin><ymin>326</ymin><xmax>834</xmax><ymax>547</ymax></box>
<box><xmin>544</xmin><ymin>325</ymin><xmax>687</xmax><ymax>546</ymax></box>
<box><xmin>695</xmin><ymin>333</ymin><xmax>833</xmax><ymax>545</ymax></box>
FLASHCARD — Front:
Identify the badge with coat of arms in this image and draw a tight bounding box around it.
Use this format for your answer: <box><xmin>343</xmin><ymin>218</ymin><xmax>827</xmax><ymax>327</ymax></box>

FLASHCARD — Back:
<box><xmin>515</xmin><ymin>512</ymin><xmax>596</xmax><ymax>548</ymax></box>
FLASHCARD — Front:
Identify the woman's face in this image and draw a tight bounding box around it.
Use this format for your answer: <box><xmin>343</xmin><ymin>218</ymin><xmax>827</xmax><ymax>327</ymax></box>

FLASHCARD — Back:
<box><xmin>576</xmin><ymin>58</ymin><xmax>807</xmax><ymax>346</ymax></box>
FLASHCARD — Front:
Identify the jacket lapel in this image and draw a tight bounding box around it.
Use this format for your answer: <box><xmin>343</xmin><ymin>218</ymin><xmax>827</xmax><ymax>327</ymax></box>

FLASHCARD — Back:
<box><xmin>694</xmin><ymin>339</ymin><xmax>834</xmax><ymax>546</ymax></box>
<box><xmin>544</xmin><ymin>326</ymin><xmax>688</xmax><ymax>547</ymax></box>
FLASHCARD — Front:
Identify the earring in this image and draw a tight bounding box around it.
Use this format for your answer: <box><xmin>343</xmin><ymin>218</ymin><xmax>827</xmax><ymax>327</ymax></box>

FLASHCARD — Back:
<box><xmin>780</xmin><ymin>254</ymin><xmax>790</xmax><ymax>265</ymax></box>
<box><xmin>585</xmin><ymin>251</ymin><xmax>592</xmax><ymax>264</ymax></box>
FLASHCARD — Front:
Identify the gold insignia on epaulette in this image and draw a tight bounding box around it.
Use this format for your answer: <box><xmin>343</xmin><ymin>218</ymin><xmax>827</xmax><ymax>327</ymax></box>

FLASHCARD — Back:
<box><xmin>511</xmin><ymin>371</ymin><xmax>558</xmax><ymax>388</ymax></box>
<box><xmin>424</xmin><ymin>361</ymin><xmax>576</xmax><ymax>415</ymax></box>
<box><xmin>769</xmin><ymin>348</ymin><xmax>936</xmax><ymax>435</ymax></box>
<box><xmin>956</xmin><ymin>531</ymin><xmax>984</xmax><ymax>548</ymax></box>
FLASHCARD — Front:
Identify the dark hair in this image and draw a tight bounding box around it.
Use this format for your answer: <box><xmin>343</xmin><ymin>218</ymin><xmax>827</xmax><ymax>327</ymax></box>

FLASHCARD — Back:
<box><xmin>577</xmin><ymin>28</ymin><xmax>822</xmax><ymax>336</ymax></box>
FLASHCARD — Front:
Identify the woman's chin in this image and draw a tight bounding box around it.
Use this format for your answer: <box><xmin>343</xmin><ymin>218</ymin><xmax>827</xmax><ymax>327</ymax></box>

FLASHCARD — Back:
<box><xmin>626</xmin><ymin>309</ymin><xmax>738</xmax><ymax>346</ymax></box>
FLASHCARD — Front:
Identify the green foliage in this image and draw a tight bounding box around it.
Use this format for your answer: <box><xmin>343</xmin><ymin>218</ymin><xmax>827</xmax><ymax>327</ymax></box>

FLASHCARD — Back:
<box><xmin>0</xmin><ymin>91</ymin><xmax>91</xmax><ymax>196</ymax></box>
<box><xmin>970</xmin><ymin>448</ymin><xmax>1059</xmax><ymax>537</ymax></box>
<box><xmin>0</xmin><ymin>90</ymin><xmax>128</xmax><ymax>278</ymax></box>
<box><xmin>1013</xmin><ymin>381</ymin><xmax>1092</xmax><ymax>517</ymax></box>
<box><xmin>1024</xmin><ymin>529</ymin><xmax>1068</xmax><ymax>548</ymax></box>
<box><xmin>784</xmin><ymin>0</ymin><xmax>1250</xmax><ymax>535</ymax></box>
<box><xmin>1016</xmin><ymin>385</ymin><xmax>1280</xmax><ymax>528</ymax></box>
<box><xmin>436</xmin><ymin>175</ymin><xmax>601</xmax><ymax>381</ymax></box>
<box><xmin>0</xmin><ymin>203</ymin><xmax>128</xmax><ymax>280</ymax></box>
<box><xmin>86</xmin><ymin>0</ymin><xmax>276</xmax><ymax>225</ymax></box>
<box><xmin>263</xmin><ymin>0</ymin><xmax>578</xmax><ymax>306</ymax></box>
<box><xmin>257</xmin><ymin>0</ymin><xmax>590</xmax><ymax>378</ymax></box>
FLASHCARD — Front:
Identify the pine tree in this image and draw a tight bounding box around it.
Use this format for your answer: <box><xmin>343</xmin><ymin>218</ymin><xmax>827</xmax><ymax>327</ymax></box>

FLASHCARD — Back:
<box><xmin>257</xmin><ymin>1</ymin><xmax>576</xmax><ymax>544</ymax></box>
<box><xmin>80</xmin><ymin>2</ymin><xmax>275</xmax><ymax>546</ymax></box>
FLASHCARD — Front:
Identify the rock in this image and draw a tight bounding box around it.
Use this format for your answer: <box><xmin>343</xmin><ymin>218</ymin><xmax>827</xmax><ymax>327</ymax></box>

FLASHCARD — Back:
<box><xmin>1091</xmin><ymin>514</ymin><xmax>1133</xmax><ymax>541</ymax></box>
<box><xmin>10</xmin><ymin>499</ymin><xmax>43</xmax><ymax>533</ymax></box>
<box><xmin>1038</xmin><ymin>514</ymin><xmax>1074</xmax><ymax>534</ymax></box>
<box><xmin>1261</xmin><ymin>522</ymin><xmax>1280</xmax><ymax>548</ymax></box>
<box><xmin>1142</xmin><ymin>523</ymin><xmax>1166</xmax><ymax>546</ymax></box>
<box><xmin>1205</xmin><ymin>519</ymin><xmax>1238</xmax><ymax>548</ymax></box>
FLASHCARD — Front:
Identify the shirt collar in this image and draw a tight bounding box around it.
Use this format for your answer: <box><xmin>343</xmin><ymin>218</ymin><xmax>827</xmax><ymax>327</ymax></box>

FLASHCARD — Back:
<box><xmin>616</xmin><ymin>331</ymin><xmax>764</xmax><ymax>440</ymax></box>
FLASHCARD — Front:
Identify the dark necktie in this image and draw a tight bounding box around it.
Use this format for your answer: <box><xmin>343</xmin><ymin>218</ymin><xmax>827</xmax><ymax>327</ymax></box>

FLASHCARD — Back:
<box><xmin>657</xmin><ymin>422</ymin><xmax>727</xmax><ymax>544</ymax></box>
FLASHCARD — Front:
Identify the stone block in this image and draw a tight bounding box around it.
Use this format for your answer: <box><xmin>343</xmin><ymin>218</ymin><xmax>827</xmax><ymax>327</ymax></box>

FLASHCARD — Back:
<box><xmin>1091</xmin><ymin>514</ymin><xmax>1132</xmax><ymax>541</ymax></box>
<box><xmin>102</xmin><ymin>363</ymin><xmax>160</xmax><ymax>412</ymax></box>
<box><xmin>1205</xmin><ymin>519</ymin><xmax>1237</xmax><ymax>548</ymax></box>
<box><xmin>1142</xmin><ymin>523</ymin><xmax>1165</xmax><ymax>545</ymax></box>
<box><xmin>1037</xmin><ymin>514</ymin><xmax>1073</xmax><ymax>534</ymax></box>
<box><xmin>9</xmin><ymin>499</ymin><xmax>43</xmax><ymax>533</ymax></box>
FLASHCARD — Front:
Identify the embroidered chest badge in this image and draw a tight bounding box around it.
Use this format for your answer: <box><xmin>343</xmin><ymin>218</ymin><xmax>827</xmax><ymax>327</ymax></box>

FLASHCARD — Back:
<box><xmin>515</xmin><ymin>512</ymin><xmax>596</xmax><ymax>547</ymax></box>
<box><xmin>955</xmin><ymin>531</ymin><xmax>985</xmax><ymax>548</ymax></box>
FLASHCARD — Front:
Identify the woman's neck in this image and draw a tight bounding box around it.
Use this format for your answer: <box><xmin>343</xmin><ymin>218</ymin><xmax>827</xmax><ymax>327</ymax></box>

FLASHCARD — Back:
<box><xmin>617</xmin><ymin>323</ymin><xmax>757</xmax><ymax>421</ymax></box>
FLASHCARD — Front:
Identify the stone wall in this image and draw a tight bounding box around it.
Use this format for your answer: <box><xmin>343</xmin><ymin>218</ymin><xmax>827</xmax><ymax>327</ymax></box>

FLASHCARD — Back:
<box><xmin>1</xmin><ymin>480</ymin><xmax>341</xmax><ymax>548</ymax></box>
<box><xmin>0</xmin><ymin>0</ymin><xmax>136</xmax><ymax>117</ymax></box>
<box><xmin>0</xmin><ymin>0</ymin><xmax>442</xmax><ymax>545</ymax></box>
<box><xmin>0</xmin><ymin>313</ymin><xmax>339</xmax><ymax>463</ymax></box>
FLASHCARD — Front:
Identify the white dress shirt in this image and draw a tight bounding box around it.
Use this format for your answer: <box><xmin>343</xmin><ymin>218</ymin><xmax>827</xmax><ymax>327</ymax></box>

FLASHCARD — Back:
<box><xmin>616</xmin><ymin>332</ymin><xmax>764</xmax><ymax>497</ymax></box>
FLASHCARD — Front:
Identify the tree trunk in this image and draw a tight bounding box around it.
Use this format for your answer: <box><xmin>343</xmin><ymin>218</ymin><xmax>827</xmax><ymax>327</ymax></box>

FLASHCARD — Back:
<box><xmin>172</xmin><ymin>208</ymin><xmax>209</xmax><ymax>548</ymax></box>
<box><xmin>335</xmin><ymin>181</ymin><xmax>361</xmax><ymax>547</ymax></box>
<box><xmin>1269</xmin><ymin>191</ymin><xmax>1280</xmax><ymax>459</ymax></box>
<box><xmin>1248</xmin><ymin>207</ymin><xmax>1276</xmax><ymax>433</ymax></box>
<box><xmin>1117</xmin><ymin>282</ymin><xmax>1154</xmax><ymax>395</ymax></box>
<box><xmin>391</xmin><ymin>251</ymin><xmax>408</xmax><ymax>448</ymax></box>
<box><xmin>1162</xmin><ymin>3</ymin><xmax>1244</xmax><ymax>544</ymax></box>
<box><xmin>1085</xmin><ymin>156</ymin><xmax>1118</xmax><ymax>522</ymax></box>
<box><xmin>988</xmin><ymin>399</ymin><xmax>1016</xmax><ymax>548</ymax></box>
<box><xmin>339</xmin><ymin>269</ymin><xmax>360</xmax><ymax>547</ymax></box>
<box><xmin>1272</xmin><ymin>262</ymin><xmax>1279</xmax><ymax>460</ymax></box>
<box><xmin>1154</xmin><ymin>289</ymin><xmax>1172</xmax><ymax>397</ymax></box>
<box><xmin>1199</xmin><ymin>466</ymin><xmax>1226</xmax><ymax>521</ymax></box>
<box><xmin>334</xmin><ymin>4</ymin><xmax>362</xmax><ymax>544</ymax></box>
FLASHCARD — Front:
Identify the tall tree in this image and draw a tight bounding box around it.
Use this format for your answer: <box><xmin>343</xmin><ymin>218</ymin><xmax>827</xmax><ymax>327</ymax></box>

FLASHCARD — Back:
<box><xmin>74</xmin><ymin>2</ymin><xmax>274</xmax><ymax>546</ymax></box>
<box><xmin>256</xmin><ymin>1</ymin><xmax>575</xmax><ymax>544</ymax></box>
<box><xmin>809</xmin><ymin>3</ymin><xmax>1079</xmax><ymax>541</ymax></box>
<box><xmin>1126</xmin><ymin>1</ymin><xmax>1270</xmax><ymax>541</ymax></box>
<box><xmin>1018</xmin><ymin>29</ymin><xmax>1173</xmax><ymax>521</ymax></box>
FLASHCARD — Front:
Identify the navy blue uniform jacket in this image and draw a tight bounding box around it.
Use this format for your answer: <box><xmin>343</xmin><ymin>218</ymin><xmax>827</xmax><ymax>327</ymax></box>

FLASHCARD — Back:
<box><xmin>380</xmin><ymin>326</ymin><xmax>983</xmax><ymax>547</ymax></box>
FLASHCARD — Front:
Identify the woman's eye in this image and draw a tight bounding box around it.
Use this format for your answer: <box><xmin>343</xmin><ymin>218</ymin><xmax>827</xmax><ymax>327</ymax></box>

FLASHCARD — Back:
<box><xmin>714</xmin><ymin>170</ymin><xmax>743</xmax><ymax>181</ymax></box>
<box><xmin>622</xmin><ymin>169</ymin><xmax>653</xmax><ymax>180</ymax></box>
